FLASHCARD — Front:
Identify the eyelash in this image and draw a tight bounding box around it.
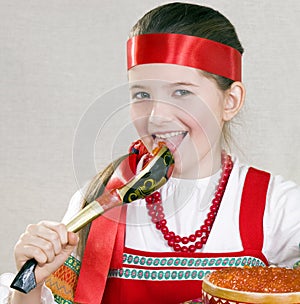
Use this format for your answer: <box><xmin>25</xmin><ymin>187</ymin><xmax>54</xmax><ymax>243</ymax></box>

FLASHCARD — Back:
<box><xmin>131</xmin><ymin>89</ymin><xmax>193</xmax><ymax>100</ymax></box>
<box><xmin>173</xmin><ymin>89</ymin><xmax>192</xmax><ymax>96</ymax></box>
<box><xmin>132</xmin><ymin>92</ymin><xmax>151</xmax><ymax>100</ymax></box>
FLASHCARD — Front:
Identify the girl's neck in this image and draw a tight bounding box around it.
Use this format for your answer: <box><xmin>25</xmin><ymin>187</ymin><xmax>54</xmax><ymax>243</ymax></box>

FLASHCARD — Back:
<box><xmin>173</xmin><ymin>144</ymin><xmax>223</xmax><ymax>179</ymax></box>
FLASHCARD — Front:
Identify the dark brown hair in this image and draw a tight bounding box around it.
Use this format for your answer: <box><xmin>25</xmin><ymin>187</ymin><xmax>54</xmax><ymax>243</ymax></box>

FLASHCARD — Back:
<box><xmin>77</xmin><ymin>154</ymin><xmax>129</xmax><ymax>257</ymax></box>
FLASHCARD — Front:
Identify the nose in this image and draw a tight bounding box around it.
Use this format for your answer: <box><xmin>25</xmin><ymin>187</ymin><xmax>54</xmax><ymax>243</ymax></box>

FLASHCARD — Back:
<box><xmin>149</xmin><ymin>99</ymin><xmax>174</xmax><ymax>126</ymax></box>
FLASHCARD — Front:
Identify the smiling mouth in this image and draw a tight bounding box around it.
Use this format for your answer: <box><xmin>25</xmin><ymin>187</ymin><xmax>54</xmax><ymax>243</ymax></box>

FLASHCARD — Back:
<box><xmin>152</xmin><ymin>131</ymin><xmax>188</xmax><ymax>153</ymax></box>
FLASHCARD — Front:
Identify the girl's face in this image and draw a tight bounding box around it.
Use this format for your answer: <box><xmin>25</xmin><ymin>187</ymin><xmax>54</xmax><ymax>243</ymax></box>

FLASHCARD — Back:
<box><xmin>128</xmin><ymin>64</ymin><xmax>227</xmax><ymax>179</ymax></box>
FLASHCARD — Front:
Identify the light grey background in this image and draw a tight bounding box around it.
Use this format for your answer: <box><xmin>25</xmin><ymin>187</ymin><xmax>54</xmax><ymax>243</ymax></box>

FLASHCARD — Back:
<box><xmin>1</xmin><ymin>0</ymin><xmax>299</xmax><ymax>273</ymax></box>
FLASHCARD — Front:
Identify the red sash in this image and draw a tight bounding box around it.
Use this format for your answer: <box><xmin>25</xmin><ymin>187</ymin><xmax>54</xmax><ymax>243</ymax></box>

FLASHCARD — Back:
<box><xmin>74</xmin><ymin>140</ymin><xmax>148</xmax><ymax>303</ymax></box>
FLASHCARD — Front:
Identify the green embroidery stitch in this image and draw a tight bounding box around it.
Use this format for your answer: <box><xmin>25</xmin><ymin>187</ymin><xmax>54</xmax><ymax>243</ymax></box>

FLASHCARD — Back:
<box><xmin>108</xmin><ymin>267</ymin><xmax>213</xmax><ymax>281</ymax></box>
<box><xmin>53</xmin><ymin>294</ymin><xmax>73</xmax><ymax>304</ymax></box>
<box><xmin>64</xmin><ymin>255</ymin><xmax>81</xmax><ymax>275</ymax></box>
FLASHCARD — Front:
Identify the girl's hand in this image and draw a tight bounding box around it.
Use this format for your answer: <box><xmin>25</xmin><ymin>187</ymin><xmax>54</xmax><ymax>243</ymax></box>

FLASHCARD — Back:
<box><xmin>14</xmin><ymin>221</ymin><xmax>79</xmax><ymax>284</ymax></box>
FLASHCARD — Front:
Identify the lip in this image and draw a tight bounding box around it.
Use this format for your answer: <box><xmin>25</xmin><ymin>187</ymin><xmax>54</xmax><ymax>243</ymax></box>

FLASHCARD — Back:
<box><xmin>152</xmin><ymin>131</ymin><xmax>188</xmax><ymax>153</ymax></box>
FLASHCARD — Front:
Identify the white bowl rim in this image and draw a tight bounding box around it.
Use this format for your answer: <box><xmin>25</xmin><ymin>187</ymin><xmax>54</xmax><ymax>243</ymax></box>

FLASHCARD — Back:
<box><xmin>202</xmin><ymin>274</ymin><xmax>300</xmax><ymax>304</ymax></box>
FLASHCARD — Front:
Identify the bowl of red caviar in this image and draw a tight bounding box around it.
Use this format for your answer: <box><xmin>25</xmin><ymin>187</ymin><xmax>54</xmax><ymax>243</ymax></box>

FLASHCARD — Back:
<box><xmin>202</xmin><ymin>266</ymin><xmax>300</xmax><ymax>304</ymax></box>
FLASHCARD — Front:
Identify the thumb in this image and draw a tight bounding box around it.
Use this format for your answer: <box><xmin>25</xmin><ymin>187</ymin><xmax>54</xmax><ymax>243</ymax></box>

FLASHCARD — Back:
<box><xmin>67</xmin><ymin>231</ymin><xmax>79</xmax><ymax>247</ymax></box>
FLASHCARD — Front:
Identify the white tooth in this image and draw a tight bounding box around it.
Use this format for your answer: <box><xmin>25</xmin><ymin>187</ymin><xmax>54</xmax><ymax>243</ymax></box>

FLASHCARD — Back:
<box><xmin>155</xmin><ymin>131</ymin><xmax>185</xmax><ymax>139</ymax></box>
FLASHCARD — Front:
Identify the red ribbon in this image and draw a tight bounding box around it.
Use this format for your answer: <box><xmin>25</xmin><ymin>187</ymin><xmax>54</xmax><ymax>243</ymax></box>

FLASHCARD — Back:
<box><xmin>74</xmin><ymin>140</ymin><xmax>148</xmax><ymax>304</ymax></box>
<box><xmin>127</xmin><ymin>33</ymin><xmax>242</xmax><ymax>81</ymax></box>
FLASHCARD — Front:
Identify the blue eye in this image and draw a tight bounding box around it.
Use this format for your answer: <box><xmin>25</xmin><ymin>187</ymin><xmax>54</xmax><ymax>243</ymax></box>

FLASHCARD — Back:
<box><xmin>132</xmin><ymin>92</ymin><xmax>151</xmax><ymax>99</ymax></box>
<box><xmin>173</xmin><ymin>89</ymin><xmax>192</xmax><ymax>96</ymax></box>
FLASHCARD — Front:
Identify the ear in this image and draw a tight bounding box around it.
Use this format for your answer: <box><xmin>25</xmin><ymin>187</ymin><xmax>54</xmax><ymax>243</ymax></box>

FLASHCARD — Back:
<box><xmin>223</xmin><ymin>81</ymin><xmax>245</xmax><ymax>121</ymax></box>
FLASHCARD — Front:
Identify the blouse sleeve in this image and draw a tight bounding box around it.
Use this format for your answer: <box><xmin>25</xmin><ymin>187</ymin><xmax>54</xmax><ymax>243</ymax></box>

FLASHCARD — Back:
<box><xmin>0</xmin><ymin>273</ymin><xmax>55</xmax><ymax>304</ymax></box>
<box><xmin>263</xmin><ymin>174</ymin><xmax>300</xmax><ymax>268</ymax></box>
<box><xmin>0</xmin><ymin>189</ymin><xmax>84</xmax><ymax>304</ymax></box>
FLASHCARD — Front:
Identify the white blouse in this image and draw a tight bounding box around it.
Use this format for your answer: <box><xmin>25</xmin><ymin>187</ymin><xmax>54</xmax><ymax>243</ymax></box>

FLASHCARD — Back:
<box><xmin>1</xmin><ymin>157</ymin><xmax>300</xmax><ymax>303</ymax></box>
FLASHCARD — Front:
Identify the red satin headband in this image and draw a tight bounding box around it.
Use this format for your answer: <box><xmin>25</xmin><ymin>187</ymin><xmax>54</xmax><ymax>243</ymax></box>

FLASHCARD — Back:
<box><xmin>127</xmin><ymin>33</ymin><xmax>242</xmax><ymax>81</ymax></box>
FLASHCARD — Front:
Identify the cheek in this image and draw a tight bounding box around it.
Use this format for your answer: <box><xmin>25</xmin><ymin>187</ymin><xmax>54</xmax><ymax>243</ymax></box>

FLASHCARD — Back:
<box><xmin>130</xmin><ymin>102</ymin><xmax>148</xmax><ymax>132</ymax></box>
<box><xmin>130</xmin><ymin>103</ymin><xmax>153</xmax><ymax>148</ymax></box>
<box><xmin>130</xmin><ymin>101</ymin><xmax>152</xmax><ymax>120</ymax></box>
<box><xmin>180</xmin><ymin>100</ymin><xmax>223</xmax><ymax>147</ymax></box>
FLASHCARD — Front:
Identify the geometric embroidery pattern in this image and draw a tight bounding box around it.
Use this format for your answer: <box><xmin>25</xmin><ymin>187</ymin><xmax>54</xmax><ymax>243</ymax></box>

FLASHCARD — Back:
<box><xmin>108</xmin><ymin>253</ymin><xmax>266</xmax><ymax>281</ymax></box>
<box><xmin>109</xmin><ymin>267</ymin><xmax>213</xmax><ymax>281</ymax></box>
<box><xmin>45</xmin><ymin>255</ymin><xmax>81</xmax><ymax>304</ymax></box>
<box><xmin>122</xmin><ymin>253</ymin><xmax>266</xmax><ymax>268</ymax></box>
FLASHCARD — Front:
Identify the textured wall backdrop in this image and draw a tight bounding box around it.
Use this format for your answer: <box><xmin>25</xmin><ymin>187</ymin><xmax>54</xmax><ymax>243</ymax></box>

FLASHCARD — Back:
<box><xmin>0</xmin><ymin>0</ymin><xmax>299</xmax><ymax>273</ymax></box>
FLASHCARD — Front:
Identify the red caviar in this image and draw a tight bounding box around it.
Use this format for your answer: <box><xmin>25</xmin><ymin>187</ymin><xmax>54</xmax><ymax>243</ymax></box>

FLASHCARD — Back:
<box><xmin>208</xmin><ymin>267</ymin><xmax>300</xmax><ymax>293</ymax></box>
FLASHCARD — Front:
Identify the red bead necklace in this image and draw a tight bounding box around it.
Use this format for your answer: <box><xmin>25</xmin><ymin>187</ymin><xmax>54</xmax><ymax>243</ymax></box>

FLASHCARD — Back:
<box><xmin>145</xmin><ymin>152</ymin><xmax>233</xmax><ymax>253</ymax></box>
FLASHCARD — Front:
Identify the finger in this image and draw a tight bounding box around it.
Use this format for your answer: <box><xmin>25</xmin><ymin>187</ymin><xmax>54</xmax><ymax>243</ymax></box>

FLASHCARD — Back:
<box><xmin>18</xmin><ymin>245</ymin><xmax>48</xmax><ymax>267</ymax></box>
<box><xmin>26</xmin><ymin>224</ymin><xmax>63</xmax><ymax>256</ymax></box>
<box><xmin>67</xmin><ymin>232</ymin><xmax>79</xmax><ymax>247</ymax></box>
<box><xmin>41</xmin><ymin>222</ymin><xmax>69</xmax><ymax>245</ymax></box>
<box><xmin>15</xmin><ymin>234</ymin><xmax>56</xmax><ymax>265</ymax></box>
<box><xmin>25</xmin><ymin>235</ymin><xmax>57</xmax><ymax>263</ymax></box>
<box><xmin>29</xmin><ymin>221</ymin><xmax>69</xmax><ymax>254</ymax></box>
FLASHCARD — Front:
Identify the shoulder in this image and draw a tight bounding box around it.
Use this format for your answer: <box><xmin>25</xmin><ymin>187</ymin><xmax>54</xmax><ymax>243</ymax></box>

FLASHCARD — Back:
<box><xmin>268</xmin><ymin>173</ymin><xmax>300</xmax><ymax>202</ymax></box>
<box><xmin>262</xmin><ymin>172</ymin><xmax>300</xmax><ymax>267</ymax></box>
<box><xmin>61</xmin><ymin>187</ymin><xmax>87</xmax><ymax>224</ymax></box>
<box><xmin>232</xmin><ymin>156</ymin><xmax>300</xmax><ymax>200</ymax></box>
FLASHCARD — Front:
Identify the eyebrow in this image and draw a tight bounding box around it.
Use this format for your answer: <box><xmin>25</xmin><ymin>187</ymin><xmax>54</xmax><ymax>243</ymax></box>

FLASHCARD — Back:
<box><xmin>129</xmin><ymin>82</ymin><xmax>199</xmax><ymax>90</ymax></box>
<box><xmin>129</xmin><ymin>84</ymin><xmax>148</xmax><ymax>90</ymax></box>
<box><xmin>167</xmin><ymin>82</ymin><xmax>199</xmax><ymax>87</ymax></box>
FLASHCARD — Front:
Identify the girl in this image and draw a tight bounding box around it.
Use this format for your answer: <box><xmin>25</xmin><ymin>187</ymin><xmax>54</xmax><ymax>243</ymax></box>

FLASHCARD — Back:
<box><xmin>2</xmin><ymin>2</ymin><xmax>300</xmax><ymax>304</ymax></box>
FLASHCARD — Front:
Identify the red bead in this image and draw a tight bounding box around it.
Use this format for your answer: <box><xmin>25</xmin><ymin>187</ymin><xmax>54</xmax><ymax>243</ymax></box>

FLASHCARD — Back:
<box><xmin>160</xmin><ymin>219</ymin><xmax>167</xmax><ymax>226</ymax></box>
<box><xmin>201</xmin><ymin>236</ymin><xmax>208</xmax><ymax>244</ymax></box>
<box><xmin>168</xmin><ymin>239</ymin><xmax>175</xmax><ymax>247</ymax></box>
<box><xmin>148</xmin><ymin>210</ymin><xmax>156</xmax><ymax>217</ymax></box>
<box><xmin>189</xmin><ymin>234</ymin><xmax>196</xmax><ymax>242</ymax></box>
<box><xmin>195</xmin><ymin>242</ymin><xmax>203</xmax><ymax>249</ymax></box>
<box><xmin>158</xmin><ymin>213</ymin><xmax>165</xmax><ymax>220</ymax></box>
<box><xmin>195</xmin><ymin>230</ymin><xmax>202</xmax><ymax>237</ymax></box>
<box><xmin>156</xmin><ymin>223</ymin><xmax>162</xmax><ymax>230</ymax></box>
<box><xmin>164</xmin><ymin>233</ymin><xmax>171</xmax><ymax>240</ymax></box>
<box><xmin>153</xmin><ymin>192</ymin><xmax>160</xmax><ymax>199</ymax></box>
<box><xmin>210</xmin><ymin>205</ymin><xmax>218</xmax><ymax>212</ymax></box>
<box><xmin>212</xmin><ymin>198</ymin><xmax>220</xmax><ymax>205</ymax></box>
<box><xmin>169</xmin><ymin>231</ymin><xmax>175</xmax><ymax>239</ymax></box>
<box><xmin>220</xmin><ymin>179</ymin><xmax>226</xmax><ymax>186</ymax></box>
<box><xmin>161</xmin><ymin>226</ymin><xmax>169</xmax><ymax>234</ymax></box>
<box><xmin>218</xmin><ymin>185</ymin><xmax>225</xmax><ymax>193</ymax></box>
<box><xmin>145</xmin><ymin>196</ymin><xmax>153</xmax><ymax>203</ymax></box>
<box><xmin>156</xmin><ymin>206</ymin><xmax>164</xmax><ymax>213</ymax></box>
<box><xmin>151</xmin><ymin>217</ymin><xmax>159</xmax><ymax>223</ymax></box>
<box><xmin>188</xmin><ymin>245</ymin><xmax>196</xmax><ymax>253</ymax></box>
<box><xmin>181</xmin><ymin>237</ymin><xmax>189</xmax><ymax>244</ymax></box>
<box><xmin>208</xmin><ymin>212</ymin><xmax>215</xmax><ymax>219</ymax></box>
<box><xmin>174</xmin><ymin>235</ymin><xmax>181</xmax><ymax>243</ymax></box>
<box><xmin>222</xmin><ymin>172</ymin><xmax>229</xmax><ymax>179</ymax></box>
<box><xmin>146</xmin><ymin>204</ymin><xmax>155</xmax><ymax>211</ymax></box>
<box><xmin>173</xmin><ymin>244</ymin><xmax>181</xmax><ymax>252</ymax></box>
<box><xmin>181</xmin><ymin>246</ymin><xmax>188</xmax><ymax>252</ymax></box>
<box><xmin>201</xmin><ymin>225</ymin><xmax>208</xmax><ymax>232</ymax></box>
<box><xmin>204</xmin><ymin>219</ymin><xmax>213</xmax><ymax>226</ymax></box>
<box><xmin>215</xmin><ymin>192</ymin><xmax>222</xmax><ymax>199</ymax></box>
